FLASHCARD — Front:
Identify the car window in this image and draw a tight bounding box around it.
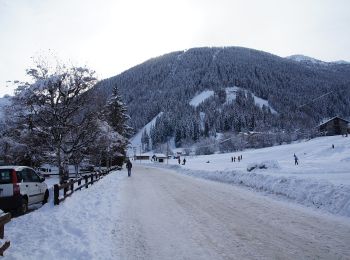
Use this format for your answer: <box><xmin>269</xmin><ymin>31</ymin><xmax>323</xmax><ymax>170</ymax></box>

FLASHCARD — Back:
<box><xmin>20</xmin><ymin>169</ymin><xmax>32</xmax><ymax>182</ymax></box>
<box><xmin>16</xmin><ymin>170</ymin><xmax>23</xmax><ymax>182</ymax></box>
<box><xmin>0</xmin><ymin>169</ymin><xmax>12</xmax><ymax>184</ymax></box>
<box><xmin>30</xmin><ymin>170</ymin><xmax>41</xmax><ymax>182</ymax></box>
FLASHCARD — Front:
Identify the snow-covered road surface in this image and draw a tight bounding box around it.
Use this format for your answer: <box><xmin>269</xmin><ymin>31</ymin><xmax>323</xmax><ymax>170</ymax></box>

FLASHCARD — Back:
<box><xmin>114</xmin><ymin>165</ymin><xmax>350</xmax><ymax>260</ymax></box>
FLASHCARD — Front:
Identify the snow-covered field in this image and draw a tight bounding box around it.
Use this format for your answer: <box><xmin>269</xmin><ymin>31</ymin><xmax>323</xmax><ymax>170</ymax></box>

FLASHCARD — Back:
<box><xmin>138</xmin><ymin>135</ymin><xmax>350</xmax><ymax>217</ymax></box>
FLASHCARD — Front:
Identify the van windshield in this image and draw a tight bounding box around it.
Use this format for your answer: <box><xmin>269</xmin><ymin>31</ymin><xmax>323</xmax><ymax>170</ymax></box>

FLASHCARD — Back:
<box><xmin>0</xmin><ymin>169</ymin><xmax>13</xmax><ymax>184</ymax></box>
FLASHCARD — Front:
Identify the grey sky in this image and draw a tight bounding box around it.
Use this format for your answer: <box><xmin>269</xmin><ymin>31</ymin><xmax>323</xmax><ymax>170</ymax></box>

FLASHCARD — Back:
<box><xmin>0</xmin><ymin>0</ymin><xmax>349</xmax><ymax>96</ymax></box>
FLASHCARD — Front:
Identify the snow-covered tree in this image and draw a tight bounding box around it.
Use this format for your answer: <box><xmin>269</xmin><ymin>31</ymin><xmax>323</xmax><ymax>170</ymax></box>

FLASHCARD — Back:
<box><xmin>104</xmin><ymin>85</ymin><xmax>132</xmax><ymax>138</ymax></box>
<box><xmin>141</xmin><ymin>129</ymin><xmax>150</xmax><ymax>151</ymax></box>
<box><xmin>87</xmin><ymin>120</ymin><xmax>128</xmax><ymax>167</ymax></box>
<box><xmin>13</xmin><ymin>60</ymin><xmax>98</xmax><ymax>183</ymax></box>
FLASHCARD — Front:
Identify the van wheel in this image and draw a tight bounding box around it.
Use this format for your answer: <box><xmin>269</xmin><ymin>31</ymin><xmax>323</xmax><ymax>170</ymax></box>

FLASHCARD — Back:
<box><xmin>42</xmin><ymin>190</ymin><xmax>49</xmax><ymax>205</ymax></box>
<box><xmin>18</xmin><ymin>197</ymin><xmax>28</xmax><ymax>215</ymax></box>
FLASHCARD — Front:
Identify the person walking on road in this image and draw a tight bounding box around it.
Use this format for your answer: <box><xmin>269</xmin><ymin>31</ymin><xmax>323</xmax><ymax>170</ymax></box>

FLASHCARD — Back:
<box><xmin>294</xmin><ymin>153</ymin><xmax>299</xmax><ymax>165</ymax></box>
<box><xmin>126</xmin><ymin>159</ymin><xmax>132</xmax><ymax>177</ymax></box>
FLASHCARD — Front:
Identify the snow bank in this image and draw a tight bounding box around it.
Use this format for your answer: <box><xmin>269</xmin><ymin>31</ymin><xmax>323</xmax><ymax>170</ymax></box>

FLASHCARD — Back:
<box><xmin>5</xmin><ymin>171</ymin><xmax>124</xmax><ymax>259</ymax></box>
<box><xmin>162</xmin><ymin>165</ymin><xmax>350</xmax><ymax>218</ymax></box>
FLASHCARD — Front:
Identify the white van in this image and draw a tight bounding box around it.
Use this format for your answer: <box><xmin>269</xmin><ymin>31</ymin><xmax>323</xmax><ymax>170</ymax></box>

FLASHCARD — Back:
<box><xmin>0</xmin><ymin>166</ymin><xmax>49</xmax><ymax>214</ymax></box>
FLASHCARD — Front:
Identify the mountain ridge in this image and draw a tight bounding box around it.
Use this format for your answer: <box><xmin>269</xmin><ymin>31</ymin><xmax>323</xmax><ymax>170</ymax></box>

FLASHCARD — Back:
<box><xmin>93</xmin><ymin>46</ymin><xmax>350</xmax><ymax>151</ymax></box>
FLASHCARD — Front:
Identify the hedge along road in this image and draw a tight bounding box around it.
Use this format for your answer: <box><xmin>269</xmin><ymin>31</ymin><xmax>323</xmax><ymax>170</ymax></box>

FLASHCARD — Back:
<box><xmin>113</xmin><ymin>165</ymin><xmax>350</xmax><ymax>260</ymax></box>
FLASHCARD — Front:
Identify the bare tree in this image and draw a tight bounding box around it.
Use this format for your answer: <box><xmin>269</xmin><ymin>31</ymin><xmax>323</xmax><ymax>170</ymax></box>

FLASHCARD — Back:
<box><xmin>14</xmin><ymin>60</ymin><xmax>98</xmax><ymax>183</ymax></box>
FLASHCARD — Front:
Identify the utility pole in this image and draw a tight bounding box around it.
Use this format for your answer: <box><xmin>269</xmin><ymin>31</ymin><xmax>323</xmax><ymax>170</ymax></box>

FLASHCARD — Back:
<box><xmin>166</xmin><ymin>140</ymin><xmax>169</xmax><ymax>165</ymax></box>
<box><xmin>139</xmin><ymin>145</ymin><xmax>141</xmax><ymax>164</ymax></box>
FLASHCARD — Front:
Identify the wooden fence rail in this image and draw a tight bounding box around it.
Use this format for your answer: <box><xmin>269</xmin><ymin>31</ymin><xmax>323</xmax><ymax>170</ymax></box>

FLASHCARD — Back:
<box><xmin>0</xmin><ymin>212</ymin><xmax>11</xmax><ymax>256</ymax></box>
<box><xmin>53</xmin><ymin>167</ymin><xmax>119</xmax><ymax>206</ymax></box>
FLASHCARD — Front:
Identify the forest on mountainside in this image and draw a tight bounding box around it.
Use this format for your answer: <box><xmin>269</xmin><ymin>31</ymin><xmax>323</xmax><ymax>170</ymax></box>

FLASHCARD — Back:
<box><xmin>93</xmin><ymin>47</ymin><xmax>350</xmax><ymax>152</ymax></box>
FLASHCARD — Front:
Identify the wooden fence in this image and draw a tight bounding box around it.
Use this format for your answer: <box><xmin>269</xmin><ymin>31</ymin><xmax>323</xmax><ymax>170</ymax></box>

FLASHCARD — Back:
<box><xmin>0</xmin><ymin>212</ymin><xmax>11</xmax><ymax>256</ymax></box>
<box><xmin>53</xmin><ymin>167</ymin><xmax>119</xmax><ymax>205</ymax></box>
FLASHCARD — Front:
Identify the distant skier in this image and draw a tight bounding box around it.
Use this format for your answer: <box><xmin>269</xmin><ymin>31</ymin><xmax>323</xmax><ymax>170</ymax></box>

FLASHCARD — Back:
<box><xmin>183</xmin><ymin>158</ymin><xmax>186</xmax><ymax>165</ymax></box>
<box><xmin>126</xmin><ymin>159</ymin><xmax>132</xmax><ymax>177</ymax></box>
<box><xmin>332</xmin><ymin>144</ymin><xmax>334</xmax><ymax>149</ymax></box>
<box><xmin>178</xmin><ymin>157</ymin><xmax>181</xmax><ymax>164</ymax></box>
<box><xmin>231</xmin><ymin>156</ymin><xmax>233</xmax><ymax>162</ymax></box>
<box><xmin>294</xmin><ymin>153</ymin><xmax>299</xmax><ymax>165</ymax></box>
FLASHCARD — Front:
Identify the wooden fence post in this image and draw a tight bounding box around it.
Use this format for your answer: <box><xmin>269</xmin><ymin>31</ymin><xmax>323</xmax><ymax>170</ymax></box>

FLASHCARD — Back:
<box><xmin>54</xmin><ymin>184</ymin><xmax>59</xmax><ymax>205</ymax></box>
<box><xmin>70</xmin><ymin>179</ymin><xmax>74</xmax><ymax>194</ymax></box>
<box><xmin>84</xmin><ymin>175</ymin><xmax>88</xmax><ymax>188</ymax></box>
<box><xmin>63</xmin><ymin>185</ymin><xmax>68</xmax><ymax>197</ymax></box>
<box><xmin>0</xmin><ymin>212</ymin><xmax>11</xmax><ymax>256</ymax></box>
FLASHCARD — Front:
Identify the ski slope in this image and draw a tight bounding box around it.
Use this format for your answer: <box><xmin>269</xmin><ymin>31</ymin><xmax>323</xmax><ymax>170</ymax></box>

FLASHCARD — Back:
<box><xmin>127</xmin><ymin>112</ymin><xmax>163</xmax><ymax>156</ymax></box>
<box><xmin>189</xmin><ymin>90</ymin><xmax>214</xmax><ymax>107</ymax></box>
<box><xmin>225</xmin><ymin>86</ymin><xmax>277</xmax><ymax>114</ymax></box>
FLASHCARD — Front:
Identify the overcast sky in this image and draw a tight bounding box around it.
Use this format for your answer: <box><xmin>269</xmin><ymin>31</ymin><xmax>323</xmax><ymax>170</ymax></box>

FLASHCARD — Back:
<box><xmin>0</xmin><ymin>0</ymin><xmax>349</xmax><ymax>96</ymax></box>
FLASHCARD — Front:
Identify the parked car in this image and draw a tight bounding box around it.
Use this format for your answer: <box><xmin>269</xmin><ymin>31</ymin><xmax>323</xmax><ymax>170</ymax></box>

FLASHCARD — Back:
<box><xmin>0</xmin><ymin>166</ymin><xmax>49</xmax><ymax>214</ymax></box>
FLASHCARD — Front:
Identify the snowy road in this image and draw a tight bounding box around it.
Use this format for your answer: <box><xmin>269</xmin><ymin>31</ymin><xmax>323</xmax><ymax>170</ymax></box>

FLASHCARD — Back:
<box><xmin>114</xmin><ymin>165</ymin><xmax>350</xmax><ymax>260</ymax></box>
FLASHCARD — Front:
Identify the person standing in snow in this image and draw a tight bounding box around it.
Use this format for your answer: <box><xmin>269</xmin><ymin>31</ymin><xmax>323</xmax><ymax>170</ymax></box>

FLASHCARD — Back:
<box><xmin>183</xmin><ymin>158</ymin><xmax>186</xmax><ymax>165</ymax></box>
<box><xmin>178</xmin><ymin>157</ymin><xmax>181</xmax><ymax>164</ymax></box>
<box><xmin>126</xmin><ymin>159</ymin><xmax>132</xmax><ymax>177</ymax></box>
<box><xmin>294</xmin><ymin>153</ymin><xmax>299</xmax><ymax>165</ymax></box>
<box><xmin>231</xmin><ymin>156</ymin><xmax>233</xmax><ymax>162</ymax></box>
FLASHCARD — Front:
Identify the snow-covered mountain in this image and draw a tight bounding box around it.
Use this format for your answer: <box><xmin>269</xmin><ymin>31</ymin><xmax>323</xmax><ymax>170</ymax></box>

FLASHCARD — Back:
<box><xmin>286</xmin><ymin>54</ymin><xmax>350</xmax><ymax>65</ymax></box>
<box><xmin>286</xmin><ymin>54</ymin><xmax>326</xmax><ymax>64</ymax></box>
<box><xmin>333</xmin><ymin>60</ymin><xmax>350</xmax><ymax>65</ymax></box>
<box><xmin>94</xmin><ymin>46</ymin><xmax>350</xmax><ymax>150</ymax></box>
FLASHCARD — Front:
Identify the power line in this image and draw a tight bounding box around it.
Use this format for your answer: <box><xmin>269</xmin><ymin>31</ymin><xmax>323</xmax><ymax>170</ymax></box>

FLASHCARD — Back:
<box><xmin>297</xmin><ymin>85</ymin><xmax>349</xmax><ymax>111</ymax></box>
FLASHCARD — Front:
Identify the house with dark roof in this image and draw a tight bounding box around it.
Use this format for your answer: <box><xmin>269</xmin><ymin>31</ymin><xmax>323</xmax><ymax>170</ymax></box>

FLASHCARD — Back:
<box><xmin>134</xmin><ymin>152</ymin><xmax>152</xmax><ymax>161</ymax></box>
<box><xmin>318</xmin><ymin>116</ymin><xmax>350</xmax><ymax>136</ymax></box>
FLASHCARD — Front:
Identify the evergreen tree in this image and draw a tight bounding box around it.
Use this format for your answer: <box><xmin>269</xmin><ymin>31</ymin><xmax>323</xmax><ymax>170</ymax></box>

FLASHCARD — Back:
<box><xmin>104</xmin><ymin>85</ymin><xmax>132</xmax><ymax>138</ymax></box>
